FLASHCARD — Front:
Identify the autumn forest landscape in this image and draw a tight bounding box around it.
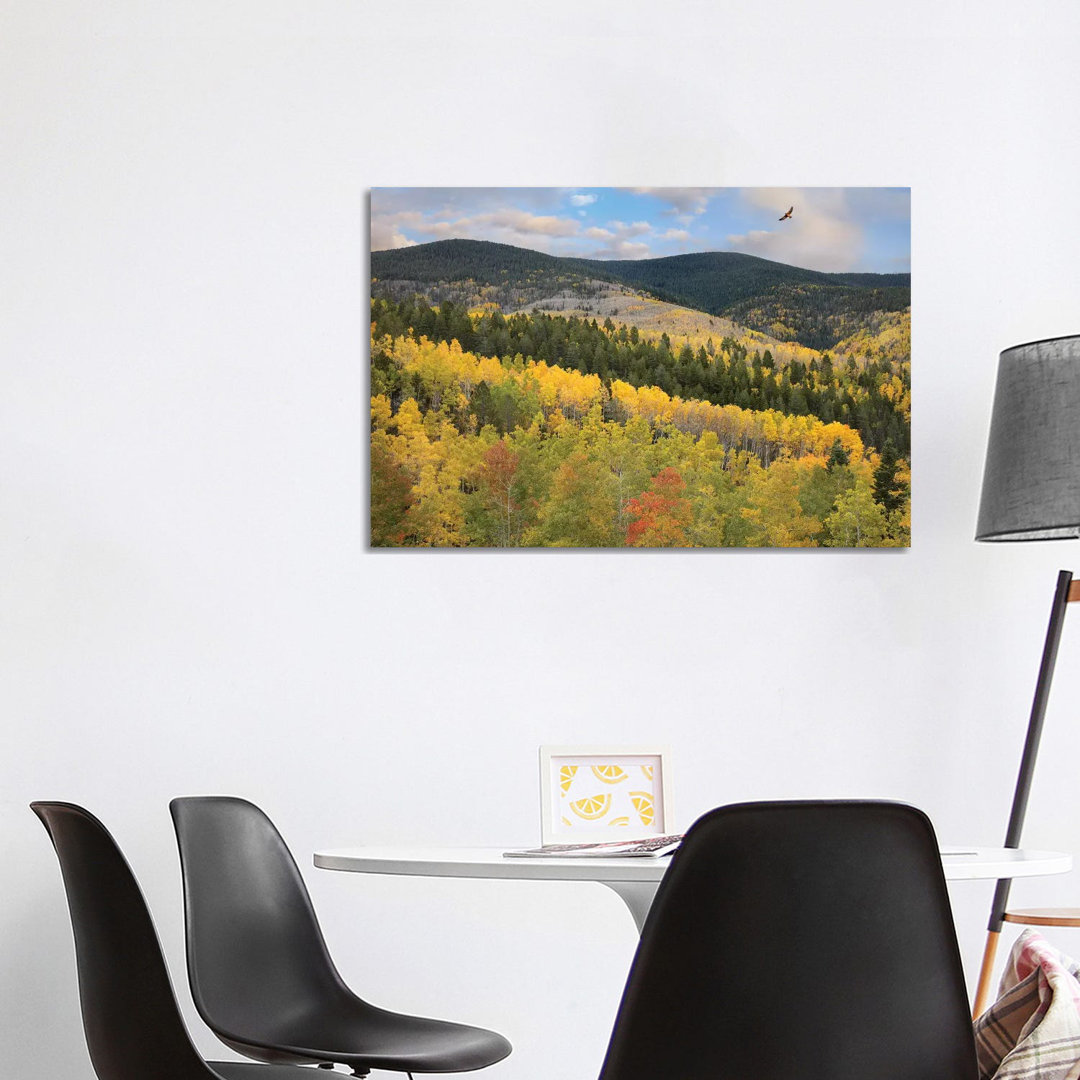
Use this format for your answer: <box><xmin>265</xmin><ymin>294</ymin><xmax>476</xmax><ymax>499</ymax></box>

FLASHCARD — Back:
<box><xmin>370</xmin><ymin>188</ymin><xmax>911</xmax><ymax>548</ymax></box>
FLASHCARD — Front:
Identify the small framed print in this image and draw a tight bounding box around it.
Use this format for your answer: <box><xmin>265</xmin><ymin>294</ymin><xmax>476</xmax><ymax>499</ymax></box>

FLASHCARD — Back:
<box><xmin>539</xmin><ymin>745</ymin><xmax>672</xmax><ymax>845</ymax></box>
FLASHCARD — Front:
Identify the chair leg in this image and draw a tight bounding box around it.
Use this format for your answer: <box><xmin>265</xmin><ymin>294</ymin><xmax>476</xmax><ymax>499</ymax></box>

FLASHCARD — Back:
<box><xmin>972</xmin><ymin>928</ymin><xmax>1001</xmax><ymax>1019</ymax></box>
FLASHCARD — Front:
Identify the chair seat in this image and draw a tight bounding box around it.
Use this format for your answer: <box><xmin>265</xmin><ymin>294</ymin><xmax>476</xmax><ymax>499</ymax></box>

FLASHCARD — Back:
<box><xmin>1004</xmin><ymin>908</ymin><xmax>1080</xmax><ymax>927</ymax></box>
<box><xmin>225</xmin><ymin>1004</ymin><xmax>512</xmax><ymax>1073</ymax></box>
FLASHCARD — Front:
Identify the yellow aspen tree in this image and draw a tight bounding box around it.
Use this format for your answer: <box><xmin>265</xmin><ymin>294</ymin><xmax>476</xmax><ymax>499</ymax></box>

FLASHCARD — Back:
<box><xmin>739</xmin><ymin>456</ymin><xmax>821</xmax><ymax>547</ymax></box>
<box><xmin>824</xmin><ymin>478</ymin><xmax>889</xmax><ymax>547</ymax></box>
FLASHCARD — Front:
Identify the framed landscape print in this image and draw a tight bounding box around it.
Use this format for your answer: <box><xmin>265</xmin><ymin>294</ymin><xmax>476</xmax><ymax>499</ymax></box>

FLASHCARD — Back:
<box><xmin>538</xmin><ymin>746</ymin><xmax>672</xmax><ymax>845</ymax></box>
<box><xmin>370</xmin><ymin>187</ymin><xmax>910</xmax><ymax>548</ymax></box>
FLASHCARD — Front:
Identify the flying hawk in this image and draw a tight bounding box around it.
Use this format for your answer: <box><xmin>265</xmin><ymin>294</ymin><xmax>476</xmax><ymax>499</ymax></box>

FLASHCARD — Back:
<box><xmin>779</xmin><ymin>206</ymin><xmax>794</xmax><ymax>221</ymax></box>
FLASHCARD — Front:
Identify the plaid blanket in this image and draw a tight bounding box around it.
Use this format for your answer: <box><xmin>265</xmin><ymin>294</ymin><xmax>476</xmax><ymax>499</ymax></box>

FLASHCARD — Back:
<box><xmin>974</xmin><ymin>929</ymin><xmax>1080</xmax><ymax>1079</ymax></box>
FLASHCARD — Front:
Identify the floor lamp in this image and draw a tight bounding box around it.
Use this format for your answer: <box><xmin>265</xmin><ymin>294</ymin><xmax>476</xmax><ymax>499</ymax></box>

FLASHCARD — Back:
<box><xmin>972</xmin><ymin>334</ymin><xmax>1080</xmax><ymax>1018</ymax></box>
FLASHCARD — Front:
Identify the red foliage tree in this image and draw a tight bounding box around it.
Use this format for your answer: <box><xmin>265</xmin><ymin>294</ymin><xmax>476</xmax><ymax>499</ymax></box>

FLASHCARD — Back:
<box><xmin>478</xmin><ymin>440</ymin><xmax>521</xmax><ymax>546</ymax></box>
<box><xmin>370</xmin><ymin>441</ymin><xmax>414</xmax><ymax>546</ymax></box>
<box><xmin>625</xmin><ymin>467</ymin><xmax>693</xmax><ymax>547</ymax></box>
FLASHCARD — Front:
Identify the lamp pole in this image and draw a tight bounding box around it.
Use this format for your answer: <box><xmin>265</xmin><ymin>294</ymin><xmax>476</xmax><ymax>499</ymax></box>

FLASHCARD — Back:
<box><xmin>971</xmin><ymin>569</ymin><xmax>1078</xmax><ymax>1017</ymax></box>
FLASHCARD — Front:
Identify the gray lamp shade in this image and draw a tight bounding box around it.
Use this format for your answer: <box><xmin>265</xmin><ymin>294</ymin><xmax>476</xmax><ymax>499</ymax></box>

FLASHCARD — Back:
<box><xmin>976</xmin><ymin>334</ymin><xmax>1080</xmax><ymax>541</ymax></box>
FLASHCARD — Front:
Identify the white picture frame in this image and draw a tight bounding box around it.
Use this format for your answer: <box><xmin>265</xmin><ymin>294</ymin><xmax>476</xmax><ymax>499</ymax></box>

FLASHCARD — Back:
<box><xmin>538</xmin><ymin>745</ymin><xmax>673</xmax><ymax>845</ymax></box>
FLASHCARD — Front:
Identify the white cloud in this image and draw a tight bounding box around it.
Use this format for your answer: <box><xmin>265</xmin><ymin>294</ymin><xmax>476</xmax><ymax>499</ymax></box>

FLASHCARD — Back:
<box><xmin>573</xmin><ymin>219</ymin><xmax>659</xmax><ymax>259</ymax></box>
<box><xmin>474</xmin><ymin>210</ymin><xmax>580</xmax><ymax>237</ymax></box>
<box><xmin>727</xmin><ymin>213</ymin><xmax>863</xmax><ymax>271</ymax></box>
<box><xmin>408</xmin><ymin>210</ymin><xmax>578</xmax><ymax>240</ymax></box>
<box><xmin>569</xmin><ymin>193</ymin><xmax>597</xmax><ymax>207</ymax></box>
<box><xmin>721</xmin><ymin>189</ymin><xmax>870</xmax><ymax>269</ymax></box>
<box><xmin>591</xmin><ymin>239</ymin><xmax>652</xmax><ymax>260</ymax></box>
<box><xmin>384</xmin><ymin>231</ymin><xmax>417</xmax><ymax>249</ymax></box>
<box><xmin>632</xmin><ymin>187</ymin><xmax>716</xmax><ymax>220</ymax></box>
<box><xmin>374</xmin><ymin>208</ymin><xmax>583</xmax><ymax>254</ymax></box>
<box><xmin>662</xmin><ymin>228</ymin><xmax>690</xmax><ymax>241</ymax></box>
<box><xmin>608</xmin><ymin>220</ymin><xmax>652</xmax><ymax>237</ymax></box>
<box><xmin>416</xmin><ymin>220</ymin><xmax>456</xmax><ymax>237</ymax></box>
<box><xmin>370</xmin><ymin>210</ymin><xmax>424</xmax><ymax>250</ymax></box>
<box><xmin>370</xmin><ymin>190</ymin><xmax>590</xmax><ymax>254</ymax></box>
<box><xmin>740</xmin><ymin>187</ymin><xmax>822</xmax><ymax>215</ymax></box>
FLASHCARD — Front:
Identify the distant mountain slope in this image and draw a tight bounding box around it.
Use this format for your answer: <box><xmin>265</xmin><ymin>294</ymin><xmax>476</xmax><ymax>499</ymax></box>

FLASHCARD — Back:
<box><xmin>371</xmin><ymin>239</ymin><xmax>909</xmax><ymax>299</ymax></box>
<box><xmin>832</xmin><ymin>309</ymin><xmax>911</xmax><ymax>365</ymax></box>
<box><xmin>582</xmin><ymin>250</ymin><xmax>909</xmax><ymax>312</ymax></box>
<box><xmin>371</xmin><ymin>240</ymin><xmax>602</xmax><ymax>312</ymax></box>
<box><xmin>371</xmin><ymin>239</ymin><xmax>910</xmax><ymax>352</ymax></box>
<box><xmin>509</xmin><ymin>279</ymin><xmax>767</xmax><ymax>343</ymax></box>
<box><xmin>372</xmin><ymin>238</ymin><xmax>575</xmax><ymax>282</ymax></box>
<box><xmin>723</xmin><ymin>283</ymin><xmax>910</xmax><ymax>352</ymax></box>
<box><xmin>508</xmin><ymin>279</ymin><xmax>828</xmax><ymax>368</ymax></box>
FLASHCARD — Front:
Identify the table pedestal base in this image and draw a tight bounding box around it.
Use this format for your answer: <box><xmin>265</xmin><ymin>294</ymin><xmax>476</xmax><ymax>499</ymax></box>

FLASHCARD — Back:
<box><xmin>600</xmin><ymin>881</ymin><xmax>659</xmax><ymax>934</ymax></box>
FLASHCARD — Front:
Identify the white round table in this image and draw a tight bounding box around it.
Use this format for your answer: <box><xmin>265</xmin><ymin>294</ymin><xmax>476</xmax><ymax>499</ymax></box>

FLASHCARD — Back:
<box><xmin>314</xmin><ymin>845</ymin><xmax>1073</xmax><ymax>933</ymax></box>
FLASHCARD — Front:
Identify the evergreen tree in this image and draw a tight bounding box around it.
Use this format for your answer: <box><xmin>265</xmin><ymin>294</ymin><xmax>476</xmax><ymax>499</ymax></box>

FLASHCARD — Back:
<box><xmin>826</xmin><ymin>438</ymin><xmax>851</xmax><ymax>470</ymax></box>
<box><xmin>872</xmin><ymin>441</ymin><xmax>906</xmax><ymax>513</ymax></box>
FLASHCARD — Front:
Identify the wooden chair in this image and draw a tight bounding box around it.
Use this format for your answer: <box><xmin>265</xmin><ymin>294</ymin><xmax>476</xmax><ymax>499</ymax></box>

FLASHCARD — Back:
<box><xmin>1003</xmin><ymin>909</ymin><xmax>1080</xmax><ymax>928</ymax></box>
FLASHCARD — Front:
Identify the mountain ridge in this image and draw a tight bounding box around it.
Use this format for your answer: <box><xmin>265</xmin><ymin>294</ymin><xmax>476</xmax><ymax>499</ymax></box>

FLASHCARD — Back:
<box><xmin>370</xmin><ymin>238</ymin><xmax>910</xmax><ymax>292</ymax></box>
<box><xmin>371</xmin><ymin>239</ymin><xmax>909</xmax><ymax>350</ymax></box>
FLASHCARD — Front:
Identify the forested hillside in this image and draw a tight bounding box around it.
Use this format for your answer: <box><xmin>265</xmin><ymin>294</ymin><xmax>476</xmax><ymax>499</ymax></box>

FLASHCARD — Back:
<box><xmin>372</xmin><ymin>240</ymin><xmax>602</xmax><ymax>310</ymax></box>
<box><xmin>372</xmin><ymin>298</ymin><xmax>910</xmax><ymax>455</ymax></box>
<box><xmin>371</xmin><ymin>239</ymin><xmax>910</xmax><ymax>351</ymax></box>
<box><xmin>371</xmin><ymin>239</ymin><xmax>909</xmax><ymax>302</ymax></box>
<box><xmin>580</xmin><ymin>251</ymin><xmax>909</xmax><ymax>337</ymax></box>
<box><xmin>724</xmin><ymin>283</ymin><xmax>910</xmax><ymax>351</ymax></box>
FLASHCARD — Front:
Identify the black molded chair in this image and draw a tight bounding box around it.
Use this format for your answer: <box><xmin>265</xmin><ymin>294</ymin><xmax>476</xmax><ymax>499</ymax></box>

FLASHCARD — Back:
<box><xmin>169</xmin><ymin>796</ymin><xmax>511</xmax><ymax>1077</ymax></box>
<box><xmin>598</xmin><ymin>800</ymin><xmax>979</xmax><ymax>1080</ymax></box>
<box><xmin>31</xmin><ymin>801</ymin><xmax>316</xmax><ymax>1080</ymax></box>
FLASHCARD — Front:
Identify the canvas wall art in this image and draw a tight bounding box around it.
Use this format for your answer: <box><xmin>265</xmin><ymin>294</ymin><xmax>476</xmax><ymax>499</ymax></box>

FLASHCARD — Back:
<box><xmin>370</xmin><ymin>187</ymin><xmax>910</xmax><ymax>548</ymax></box>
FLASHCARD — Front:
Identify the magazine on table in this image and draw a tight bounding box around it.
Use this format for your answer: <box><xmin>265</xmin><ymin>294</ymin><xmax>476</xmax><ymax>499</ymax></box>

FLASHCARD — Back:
<box><xmin>504</xmin><ymin>834</ymin><xmax>683</xmax><ymax>859</ymax></box>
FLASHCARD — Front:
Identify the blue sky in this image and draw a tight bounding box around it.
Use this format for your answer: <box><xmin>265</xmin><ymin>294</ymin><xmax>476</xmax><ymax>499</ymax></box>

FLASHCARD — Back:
<box><xmin>370</xmin><ymin>187</ymin><xmax>910</xmax><ymax>273</ymax></box>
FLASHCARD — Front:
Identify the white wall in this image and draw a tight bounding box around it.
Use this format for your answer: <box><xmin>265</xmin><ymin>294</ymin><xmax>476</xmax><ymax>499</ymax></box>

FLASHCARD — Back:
<box><xmin>4</xmin><ymin>2</ymin><xmax>1080</xmax><ymax>1076</ymax></box>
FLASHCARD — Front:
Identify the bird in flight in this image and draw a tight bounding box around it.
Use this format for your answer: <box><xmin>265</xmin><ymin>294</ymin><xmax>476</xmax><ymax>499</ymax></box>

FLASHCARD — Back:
<box><xmin>779</xmin><ymin>206</ymin><xmax>794</xmax><ymax>221</ymax></box>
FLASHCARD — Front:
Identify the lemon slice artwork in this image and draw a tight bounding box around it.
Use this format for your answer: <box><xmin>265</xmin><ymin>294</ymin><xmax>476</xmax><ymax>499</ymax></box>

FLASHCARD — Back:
<box><xmin>609</xmin><ymin>816</ymin><xmax>630</xmax><ymax>827</ymax></box>
<box><xmin>559</xmin><ymin>765</ymin><xmax>578</xmax><ymax>793</ymax></box>
<box><xmin>569</xmin><ymin>793</ymin><xmax>612</xmax><ymax>821</ymax></box>
<box><xmin>630</xmin><ymin>791</ymin><xmax>655</xmax><ymax>827</ymax></box>
<box><xmin>591</xmin><ymin>764</ymin><xmax>628</xmax><ymax>784</ymax></box>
